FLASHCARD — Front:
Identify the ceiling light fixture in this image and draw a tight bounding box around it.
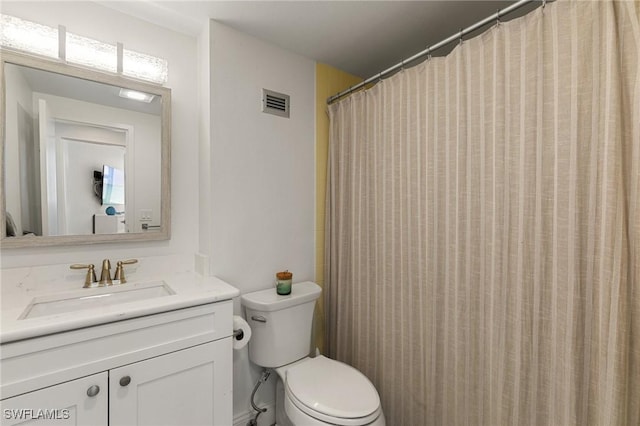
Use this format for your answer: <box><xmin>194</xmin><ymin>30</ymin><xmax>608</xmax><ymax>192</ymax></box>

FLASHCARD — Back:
<box><xmin>118</xmin><ymin>88</ymin><xmax>155</xmax><ymax>103</ymax></box>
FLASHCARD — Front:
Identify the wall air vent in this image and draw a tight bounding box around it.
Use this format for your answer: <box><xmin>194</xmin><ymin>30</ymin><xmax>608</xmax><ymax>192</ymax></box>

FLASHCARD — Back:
<box><xmin>262</xmin><ymin>89</ymin><xmax>290</xmax><ymax>118</ymax></box>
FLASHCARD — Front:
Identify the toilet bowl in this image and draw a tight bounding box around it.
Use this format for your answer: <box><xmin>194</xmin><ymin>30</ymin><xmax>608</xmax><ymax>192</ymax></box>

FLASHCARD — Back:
<box><xmin>241</xmin><ymin>282</ymin><xmax>385</xmax><ymax>426</ymax></box>
<box><xmin>277</xmin><ymin>355</ymin><xmax>385</xmax><ymax>426</ymax></box>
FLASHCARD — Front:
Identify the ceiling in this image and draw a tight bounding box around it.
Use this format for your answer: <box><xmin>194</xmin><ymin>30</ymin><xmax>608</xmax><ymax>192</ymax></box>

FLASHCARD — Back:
<box><xmin>100</xmin><ymin>1</ymin><xmax>538</xmax><ymax>79</ymax></box>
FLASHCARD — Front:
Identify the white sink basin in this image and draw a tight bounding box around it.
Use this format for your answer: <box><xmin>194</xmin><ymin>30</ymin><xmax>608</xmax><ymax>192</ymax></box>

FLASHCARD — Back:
<box><xmin>19</xmin><ymin>281</ymin><xmax>175</xmax><ymax>320</ymax></box>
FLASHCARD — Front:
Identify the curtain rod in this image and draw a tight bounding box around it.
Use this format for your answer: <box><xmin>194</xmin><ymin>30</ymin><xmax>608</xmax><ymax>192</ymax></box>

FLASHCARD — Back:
<box><xmin>327</xmin><ymin>0</ymin><xmax>537</xmax><ymax>105</ymax></box>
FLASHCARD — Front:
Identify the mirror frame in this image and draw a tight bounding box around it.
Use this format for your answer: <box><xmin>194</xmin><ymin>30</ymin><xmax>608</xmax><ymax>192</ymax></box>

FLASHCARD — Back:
<box><xmin>0</xmin><ymin>49</ymin><xmax>171</xmax><ymax>248</ymax></box>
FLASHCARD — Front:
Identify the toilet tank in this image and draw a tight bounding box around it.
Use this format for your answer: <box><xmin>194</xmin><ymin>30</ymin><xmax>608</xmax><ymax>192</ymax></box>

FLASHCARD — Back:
<box><xmin>241</xmin><ymin>281</ymin><xmax>321</xmax><ymax>368</ymax></box>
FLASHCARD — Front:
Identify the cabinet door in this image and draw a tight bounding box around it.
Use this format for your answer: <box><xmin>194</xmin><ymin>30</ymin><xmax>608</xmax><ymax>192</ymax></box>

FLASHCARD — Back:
<box><xmin>109</xmin><ymin>339</ymin><xmax>232</xmax><ymax>426</ymax></box>
<box><xmin>0</xmin><ymin>372</ymin><xmax>107</xmax><ymax>426</ymax></box>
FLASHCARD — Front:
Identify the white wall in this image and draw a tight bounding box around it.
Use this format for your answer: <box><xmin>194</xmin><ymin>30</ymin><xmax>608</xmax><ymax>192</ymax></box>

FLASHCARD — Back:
<box><xmin>207</xmin><ymin>21</ymin><xmax>316</xmax><ymax>292</ymax></box>
<box><xmin>197</xmin><ymin>22</ymin><xmax>212</xmax><ymax>268</ymax></box>
<box><xmin>0</xmin><ymin>2</ymin><xmax>199</xmax><ymax>267</ymax></box>
<box><xmin>4</xmin><ymin>63</ymin><xmax>34</xmax><ymax>236</ymax></box>
<box><xmin>202</xmin><ymin>20</ymin><xmax>316</xmax><ymax>422</ymax></box>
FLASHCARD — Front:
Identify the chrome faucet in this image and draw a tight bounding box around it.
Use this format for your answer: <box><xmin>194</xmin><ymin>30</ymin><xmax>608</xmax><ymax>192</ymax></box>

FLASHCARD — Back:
<box><xmin>99</xmin><ymin>259</ymin><xmax>113</xmax><ymax>286</ymax></box>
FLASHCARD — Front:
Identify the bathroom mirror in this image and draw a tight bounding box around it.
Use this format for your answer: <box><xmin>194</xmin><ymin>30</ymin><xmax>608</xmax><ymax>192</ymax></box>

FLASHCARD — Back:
<box><xmin>1</xmin><ymin>50</ymin><xmax>171</xmax><ymax>248</ymax></box>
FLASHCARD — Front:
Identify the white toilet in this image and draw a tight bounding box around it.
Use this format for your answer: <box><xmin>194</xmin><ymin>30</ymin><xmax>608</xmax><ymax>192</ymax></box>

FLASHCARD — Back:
<box><xmin>241</xmin><ymin>281</ymin><xmax>386</xmax><ymax>426</ymax></box>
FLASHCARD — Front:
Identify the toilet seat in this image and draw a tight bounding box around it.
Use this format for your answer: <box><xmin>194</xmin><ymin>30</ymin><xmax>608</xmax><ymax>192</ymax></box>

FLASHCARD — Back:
<box><xmin>286</xmin><ymin>387</ymin><xmax>383</xmax><ymax>426</ymax></box>
<box><xmin>283</xmin><ymin>356</ymin><xmax>382</xmax><ymax>425</ymax></box>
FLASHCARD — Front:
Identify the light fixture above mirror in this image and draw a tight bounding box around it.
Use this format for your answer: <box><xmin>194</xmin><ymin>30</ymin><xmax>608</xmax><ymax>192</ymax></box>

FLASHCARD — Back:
<box><xmin>1</xmin><ymin>49</ymin><xmax>171</xmax><ymax>248</ymax></box>
<box><xmin>1</xmin><ymin>13</ymin><xmax>169</xmax><ymax>84</ymax></box>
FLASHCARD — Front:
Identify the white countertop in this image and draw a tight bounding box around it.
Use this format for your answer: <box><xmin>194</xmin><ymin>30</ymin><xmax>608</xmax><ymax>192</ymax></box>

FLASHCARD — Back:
<box><xmin>1</xmin><ymin>266</ymin><xmax>239</xmax><ymax>344</ymax></box>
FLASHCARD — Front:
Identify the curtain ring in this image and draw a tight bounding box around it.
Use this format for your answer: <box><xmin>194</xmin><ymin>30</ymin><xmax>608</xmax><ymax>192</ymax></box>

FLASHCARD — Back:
<box><xmin>459</xmin><ymin>28</ymin><xmax>464</xmax><ymax>46</ymax></box>
<box><xmin>496</xmin><ymin>9</ymin><xmax>501</xmax><ymax>26</ymax></box>
<box><xmin>426</xmin><ymin>47</ymin><xmax>432</xmax><ymax>61</ymax></box>
<box><xmin>401</xmin><ymin>59</ymin><xmax>405</xmax><ymax>71</ymax></box>
<box><xmin>542</xmin><ymin>0</ymin><xmax>546</xmax><ymax>10</ymax></box>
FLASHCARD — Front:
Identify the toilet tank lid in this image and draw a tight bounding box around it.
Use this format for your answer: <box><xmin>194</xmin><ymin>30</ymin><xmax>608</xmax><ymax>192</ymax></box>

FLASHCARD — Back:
<box><xmin>241</xmin><ymin>281</ymin><xmax>321</xmax><ymax>312</ymax></box>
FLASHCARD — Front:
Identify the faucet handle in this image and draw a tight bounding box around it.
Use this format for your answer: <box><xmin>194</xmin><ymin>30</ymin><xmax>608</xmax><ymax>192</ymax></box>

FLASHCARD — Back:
<box><xmin>70</xmin><ymin>264</ymin><xmax>98</xmax><ymax>288</ymax></box>
<box><xmin>114</xmin><ymin>259</ymin><xmax>138</xmax><ymax>284</ymax></box>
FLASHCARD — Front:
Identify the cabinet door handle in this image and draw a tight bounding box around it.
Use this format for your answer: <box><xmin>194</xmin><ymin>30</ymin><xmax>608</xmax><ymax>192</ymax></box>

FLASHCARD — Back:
<box><xmin>119</xmin><ymin>376</ymin><xmax>131</xmax><ymax>387</ymax></box>
<box><xmin>86</xmin><ymin>385</ymin><xmax>100</xmax><ymax>397</ymax></box>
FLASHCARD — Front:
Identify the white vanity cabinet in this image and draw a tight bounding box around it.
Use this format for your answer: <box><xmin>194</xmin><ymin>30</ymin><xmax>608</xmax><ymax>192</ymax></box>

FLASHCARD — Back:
<box><xmin>0</xmin><ymin>301</ymin><xmax>233</xmax><ymax>426</ymax></box>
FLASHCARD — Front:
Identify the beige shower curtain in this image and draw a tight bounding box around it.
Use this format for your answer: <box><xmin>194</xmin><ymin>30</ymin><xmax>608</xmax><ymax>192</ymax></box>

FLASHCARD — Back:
<box><xmin>325</xmin><ymin>1</ymin><xmax>640</xmax><ymax>425</ymax></box>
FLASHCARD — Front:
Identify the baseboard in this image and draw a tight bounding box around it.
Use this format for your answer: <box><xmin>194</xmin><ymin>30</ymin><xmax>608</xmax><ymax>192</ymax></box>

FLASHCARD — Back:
<box><xmin>233</xmin><ymin>402</ymin><xmax>276</xmax><ymax>426</ymax></box>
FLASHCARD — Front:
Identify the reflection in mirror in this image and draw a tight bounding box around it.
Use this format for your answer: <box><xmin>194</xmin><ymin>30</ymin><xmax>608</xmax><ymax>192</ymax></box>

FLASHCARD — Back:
<box><xmin>1</xmin><ymin>50</ymin><xmax>171</xmax><ymax>247</ymax></box>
